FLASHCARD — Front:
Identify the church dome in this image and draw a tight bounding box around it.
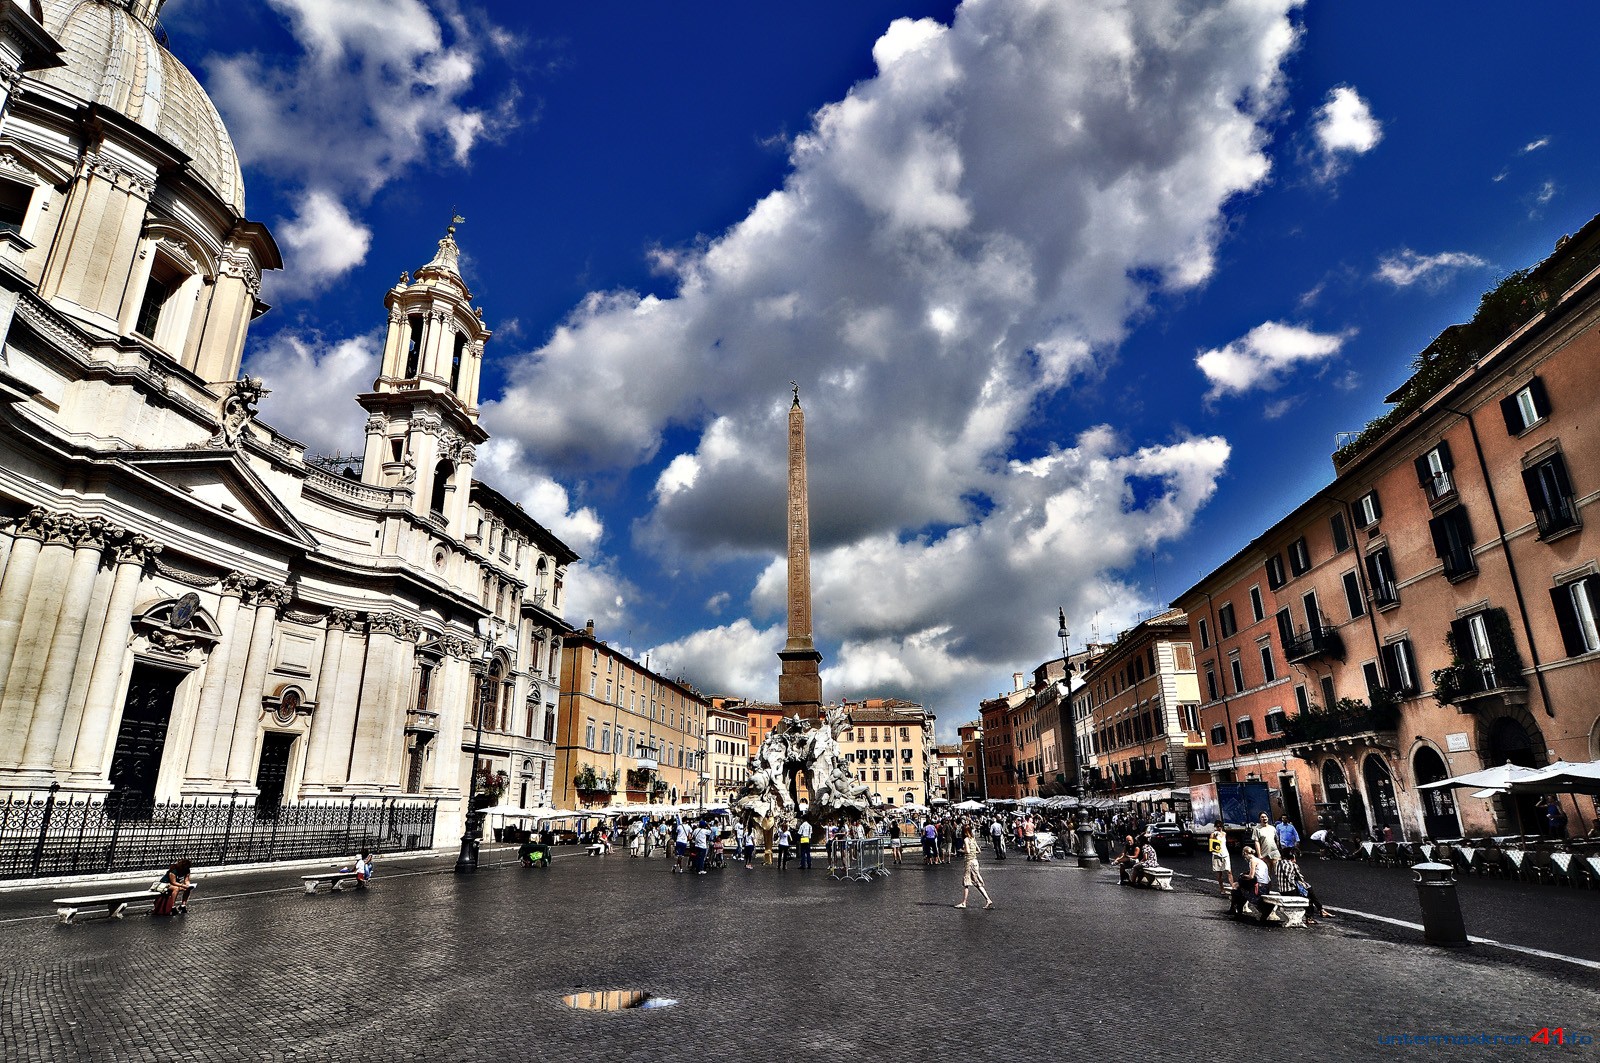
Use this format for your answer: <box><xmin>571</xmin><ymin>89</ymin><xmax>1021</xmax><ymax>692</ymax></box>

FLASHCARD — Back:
<box><xmin>27</xmin><ymin>0</ymin><xmax>245</xmax><ymax>214</ymax></box>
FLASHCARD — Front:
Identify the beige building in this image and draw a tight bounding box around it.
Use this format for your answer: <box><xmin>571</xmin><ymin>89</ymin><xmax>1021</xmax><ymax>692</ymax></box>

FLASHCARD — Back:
<box><xmin>554</xmin><ymin>623</ymin><xmax>709</xmax><ymax>811</ymax></box>
<box><xmin>838</xmin><ymin>698</ymin><xmax>935</xmax><ymax>809</ymax></box>
<box><xmin>1073</xmin><ymin>611</ymin><xmax>1202</xmax><ymax>812</ymax></box>
<box><xmin>0</xmin><ymin>0</ymin><xmax>576</xmax><ymax>871</ymax></box>
<box><xmin>707</xmin><ymin>702</ymin><xmax>749</xmax><ymax>804</ymax></box>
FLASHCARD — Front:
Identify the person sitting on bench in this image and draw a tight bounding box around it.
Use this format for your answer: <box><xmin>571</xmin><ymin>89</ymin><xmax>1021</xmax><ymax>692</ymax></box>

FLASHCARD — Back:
<box><xmin>1230</xmin><ymin>846</ymin><xmax>1274</xmax><ymax>917</ymax></box>
<box><xmin>151</xmin><ymin>859</ymin><xmax>195</xmax><ymax>917</ymax></box>
<box><xmin>1273</xmin><ymin>851</ymin><xmax>1334</xmax><ymax>922</ymax></box>
<box><xmin>339</xmin><ymin>850</ymin><xmax>374</xmax><ymax>887</ymax></box>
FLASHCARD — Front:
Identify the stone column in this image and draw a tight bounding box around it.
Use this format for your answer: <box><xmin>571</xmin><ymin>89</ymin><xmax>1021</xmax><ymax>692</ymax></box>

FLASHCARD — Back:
<box><xmin>18</xmin><ymin>518</ymin><xmax>118</xmax><ymax>775</ymax></box>
<box><xmin>0</xmin><ymin>516</ymin><xmax>14</xmax><ymax>581</ymax></box>
<box><xmin>222</xmin><ymin>582</ymin><xmax>291</xmax><ymax>789</ymax></box>
<box><xmin>346</xmin><ymin>611</ymin><xmax>417</xmax><ymax>791</ymax></box>
<box><xmin>299</xmin><ymin>608</ymin><xmax>356</xmax><ymax>793</ymax></box>
<box><xmin>0</xmin><ymin>509</ymin><xmax>50</xmax><ymax>698</ymax></box>
<box><xmin>778</xmin><ymin>388</ymin><xmax>823</xmax><ymax>719</ymax></box>
<box><xmin>66</xmin><ymin>534</ymin><xmax>160</xmax><ymax>785</ymax></box>
<box><xmin>0</xmin><ymin>513</ymin><xmax>77</xmax><ymax>770</ymax></box>
<box><xmin>422</xmin><ymin>642</ymin><xmax>471</xmax><ymax>793</ymax></box>
<box><xmin>182</xmin><ymin>573</ymin><xmax>252</xmax><ymax>790</ymax></box>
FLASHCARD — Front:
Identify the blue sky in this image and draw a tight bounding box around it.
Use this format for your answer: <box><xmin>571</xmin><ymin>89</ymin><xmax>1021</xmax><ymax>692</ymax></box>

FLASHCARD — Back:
<box><xmin>162</xmin><ymin>0</ymin><xmax>1600</xmax><ymax>737</ymax></box>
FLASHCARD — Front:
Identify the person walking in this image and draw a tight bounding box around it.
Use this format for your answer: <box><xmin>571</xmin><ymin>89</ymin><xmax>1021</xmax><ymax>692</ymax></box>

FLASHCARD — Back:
<box><xmin>954</xmin><ymin>825</ymin><xmax>995</xmax><ymax>909</ymax></box>
<box><xmin>673</xmin><ymin>817</ymin><xmax>690</xmax><ymax>874</ymax></box>
<box><xmin>1274</xmin><ymin>815</ymin><xmax>1300</xmax><ymax>859</ymax></box>
<box><xmin>890</xmin><ymin>824</ymin><xmax>903</xmax><ymax>865</ymax></box>
<box><xmin>776</xmin><ymin>825</ymin><xmax>793</xmax><ymax>869</ymax></box>
<box><xmin>742</xmin><ymin>825</ymin><xmax>757</xmax><ymax>869</ymax></box>
<box><xmin>1208</xmin><ymin>821</ymin><xmax>1233</xmax><ymax>895</ymax></box>
<box><xmin>988</xmin><ymin>817</ymin><xmax>1005</xmax><ymax>860</ymax></box>
<box><xmin>691</xmin><ymin>820</ymin><xmax>711</xmax><ymax>874</ymax></box>
<box><xmin>797</xmin><ymin>818</ymin><xmax>814</xmax><ymax>869</ymax></box>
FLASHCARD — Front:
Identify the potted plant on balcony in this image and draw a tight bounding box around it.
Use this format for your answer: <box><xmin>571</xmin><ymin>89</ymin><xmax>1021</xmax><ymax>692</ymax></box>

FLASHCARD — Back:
<box><xmin>471</xmin><ymin>768</ymin><xmax>508</xmax><ymax>810</ymax></box>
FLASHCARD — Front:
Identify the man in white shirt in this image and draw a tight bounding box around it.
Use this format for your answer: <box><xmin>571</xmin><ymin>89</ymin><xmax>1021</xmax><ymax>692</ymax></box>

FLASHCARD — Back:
<box><xmin>797</xmin><ymin>818</ymin><xmax>814</xmax><ymax>869</ymax></box>
<box><xmin>690</xmin><ymin>822</ymin><xmax>710</xmax><ymax>874</ymax></box>
<box><xmin>1252</xmin><ymin>813</ymin><xmax>1281</xmax><ymax>875</ymax></box>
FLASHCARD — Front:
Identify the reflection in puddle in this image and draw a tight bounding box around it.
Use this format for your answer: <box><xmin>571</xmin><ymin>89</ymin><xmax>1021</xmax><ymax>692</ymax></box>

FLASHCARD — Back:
<box><xmin>561</xmin><ymin>990</ymin><xmax>678</xmax><ymax>1011</ymax></box>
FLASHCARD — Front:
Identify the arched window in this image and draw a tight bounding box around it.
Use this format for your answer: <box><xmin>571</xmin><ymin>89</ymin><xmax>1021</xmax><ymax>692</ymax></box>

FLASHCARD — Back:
<box><xmin>430</xmin><ymin>460</ymin><xmax>453</xmax><ymax>516</ymax></box>
<box><xmin>404</xmin><ymin>315</ymin><xmax>423</xmax><ymax>377</ymax></box>
<box><xmin>450</xmin><ymin>333</ymin><xmax>467</xmax><ymax>393</ymax></box>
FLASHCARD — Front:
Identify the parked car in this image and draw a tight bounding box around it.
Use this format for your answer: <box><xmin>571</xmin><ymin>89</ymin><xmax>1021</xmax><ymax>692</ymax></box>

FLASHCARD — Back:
<box><xmin>1145</xmin><ymin>822</ymin><xmax>1196</xmax><ymax>855</ymax></box>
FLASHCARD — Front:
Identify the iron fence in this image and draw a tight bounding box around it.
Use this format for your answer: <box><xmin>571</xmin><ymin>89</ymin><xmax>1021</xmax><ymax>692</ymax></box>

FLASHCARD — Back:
<box><xmin>0</xmin><ymin>786</ymin><xmax>439</xmax><ymax>880</ymax></box>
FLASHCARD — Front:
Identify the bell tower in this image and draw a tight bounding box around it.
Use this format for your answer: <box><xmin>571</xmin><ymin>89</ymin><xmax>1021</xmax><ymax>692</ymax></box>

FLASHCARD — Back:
<box><xmin>358</xmin><ymin>224</ymin><xmax>491</xmax><ymax>538</ymax></box>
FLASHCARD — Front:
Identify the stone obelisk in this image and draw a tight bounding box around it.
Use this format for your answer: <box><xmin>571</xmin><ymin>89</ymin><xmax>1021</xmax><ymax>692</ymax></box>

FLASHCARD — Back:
<box><xmin>777</xmin><ymin>383</ymin><xmax>823</xmax><ymax>720</ymax></box>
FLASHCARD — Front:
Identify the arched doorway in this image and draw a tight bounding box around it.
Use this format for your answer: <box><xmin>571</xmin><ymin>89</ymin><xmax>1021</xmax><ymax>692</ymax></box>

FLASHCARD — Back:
<box><xmin>1319</xmin><ymin>759</ymin><xmax>1351</xmax><ymax>835</ymax></box>
<box><xmin>1485</xmin><ymin>715</ymin><xmax>1544</xmax><ymax>833</ymax></box>
<box><xmin>1361</xmin><ymin>754</ymin><xmax>1401</xmax><ymax>836</ymax></box>
<box><xmin>1412</xmin><ymin>746</ymin><xmax>1460</xmax><ymax>840</ymax></box>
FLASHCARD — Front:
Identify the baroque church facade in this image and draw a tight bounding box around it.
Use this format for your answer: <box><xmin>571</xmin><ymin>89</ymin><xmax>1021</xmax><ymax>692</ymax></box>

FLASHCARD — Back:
<box><xmin>0</xmin><ymin>0</ymin><xmax>575</xmax><ymax>832</ymax></box>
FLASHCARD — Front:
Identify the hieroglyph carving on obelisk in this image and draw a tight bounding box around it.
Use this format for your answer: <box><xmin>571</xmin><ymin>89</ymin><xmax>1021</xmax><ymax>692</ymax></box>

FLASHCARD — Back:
<box><xmin>777</xmin><ymin>383</ymin><xmax>823</xmax><ymax>719</ymax></box>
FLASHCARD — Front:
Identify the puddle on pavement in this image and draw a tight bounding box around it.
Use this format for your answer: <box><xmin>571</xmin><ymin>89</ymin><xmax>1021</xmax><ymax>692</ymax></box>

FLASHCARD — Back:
<box><xmin>561</xmin><ymin>990</ymin><xmax>678</xmax><ymax>1012</ymax></box>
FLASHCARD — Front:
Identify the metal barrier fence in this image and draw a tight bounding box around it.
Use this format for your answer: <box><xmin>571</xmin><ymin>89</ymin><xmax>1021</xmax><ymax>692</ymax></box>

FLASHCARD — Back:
<box><xmin>0</xmin><ymin>785</ymin><xmax>440</xmax><ymax>880</ymax></box>
<box><xmin>829</xmin><ymin>837</ymin><xmax>889</xmax><ymax>882</ymax></box>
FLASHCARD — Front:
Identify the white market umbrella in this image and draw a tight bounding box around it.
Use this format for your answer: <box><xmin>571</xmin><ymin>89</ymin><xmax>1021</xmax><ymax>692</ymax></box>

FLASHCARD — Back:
<box><xmin>954</xmin><ymin>800</ymin><xmax>985</xmax><ymax>811</ymax></box>
<box><xmin>1018</xmin><ymin>796</ymin><xmax>1046</xmax><ymax>806</ymax></box>
<box><xmin>478</xmin><ymin>804</ymin><xmax>533</xmax><ymax>817</ymax></box>
<box><xmin>1505</xmin><ymin>760</ymin><xmax>1600</xmax><ymax>796</ymax></box>
<box><xmin>1417</xmin><ymin>763</ymin><xmax>1544</xmax><ymax>791</ymax></box>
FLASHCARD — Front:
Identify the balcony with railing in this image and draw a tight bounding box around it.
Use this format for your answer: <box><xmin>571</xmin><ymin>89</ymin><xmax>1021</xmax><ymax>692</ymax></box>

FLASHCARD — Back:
<box><xmin>1535</xmin><ymin>496</ymin><xmax>1579</xmax><ymax>540</ymax></box>
<box><xmin>1441</xmin><ymin>545</ymin><xmax>1476</xmax><ymax>581</ymax></box>
<box><xmin>1434</xmin><ymin>658</ymin><xmax>1527</xmax><ymax>710</ymax></box>
<box><xmin>1282</xmin><ymin>624</ymin><xmax>1345</xmax><ymax>664</ymax></box>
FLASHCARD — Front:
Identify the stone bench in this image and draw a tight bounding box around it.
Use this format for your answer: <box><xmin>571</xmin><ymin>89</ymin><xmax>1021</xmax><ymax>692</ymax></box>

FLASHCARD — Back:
<box><xmin>53</xmin><ymin>887</ymin><xmax>166</xmax><ymax>925</ymax></box>
<box><xmin>300</xmin><ymin>871</ymin><xmax>366</xmax><ymax>894</ymax></box>
<box><xmin>1240</xmin><ymin>891</ymin><xmax>1311</xmax><ymax>927</ymax></box>
<box><xmin>1129</xmin><ymin>865</ymin><xmax>1174</xmax><ymax>891</ymax></box>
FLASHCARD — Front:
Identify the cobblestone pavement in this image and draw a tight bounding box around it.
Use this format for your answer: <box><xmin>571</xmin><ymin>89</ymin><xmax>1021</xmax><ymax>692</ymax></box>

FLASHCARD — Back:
<box><xmin>2</xmin><ymin>848</ymin><xmax>1598</xmax><ymax>1063</ymax></box>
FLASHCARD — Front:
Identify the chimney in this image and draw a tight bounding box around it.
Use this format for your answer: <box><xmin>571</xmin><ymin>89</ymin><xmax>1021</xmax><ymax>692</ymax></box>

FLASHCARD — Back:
<box><xmin>585</xmin><ymin>619</ymin><xmax>594</xmax><ymax>636</ymax></box>
<box><xmin>1013</xmin><ymin>672</ymin><xmax>1025</xmax><ymax>692</ymax></box>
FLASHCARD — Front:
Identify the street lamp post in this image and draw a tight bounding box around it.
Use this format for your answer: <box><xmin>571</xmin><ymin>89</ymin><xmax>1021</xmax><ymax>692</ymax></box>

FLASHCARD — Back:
<box><xmin>455</xmin><ymin>656</ymin><xmax>491</xmax><ymax>874</ymax></box>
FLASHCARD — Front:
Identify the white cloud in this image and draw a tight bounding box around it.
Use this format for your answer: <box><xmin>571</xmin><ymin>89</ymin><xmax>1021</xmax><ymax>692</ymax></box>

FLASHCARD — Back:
<box><xmin>1309</xmin><ymin>84</ymin><xmax>1382</xmax><ymax>180</ymax></box>
<box><xmin>242</xmin><ymin>330</ymin><xmax>381</xmax><ymax>456</ymax></box>
<box><xmin>478</xmin><ymin>0</ymin><xmax>1305</xmax><ymax>722</ymax></box>
<box><xmin>648</xmin><ymin>619</ymin><xmax>786</xmax><ymax>700</ymax></box>
<box><xmin>560</xmin><ymin>559</ymin><xmax>636</xmax><ymax>637</ymax></box>
<box><xmin>1263</xmin><ymin>396</ymin><xmax>1302</xmax><ymax>420</ymax></box>
<box><xmin>1520</xmin><ymin>137</ymin><xmax>1550</xmax><ymax>154</ymax></box>
<box><xmin>1374</xmin><ymin>249</ymin><xmax>1488</xmax><ymax>289</ymax></box>
<box><xmin>204</xmin><ymin>0</ymin><xmax>514</xmax><ymax>292</ymax></box>
<box><xmin>1536</xmin><ymin>180</ymin><xmax>1556</xmax><ymax>206</ymax></box>
<box><xmin>272</xmin><ymin>191</ymin><xmax>373</xmax><ymax>298</ymax></box>
<box><xmin>1196</xmin><ymin>321</ymin><xmax>1350</xmax><ymax>401</ymax></box>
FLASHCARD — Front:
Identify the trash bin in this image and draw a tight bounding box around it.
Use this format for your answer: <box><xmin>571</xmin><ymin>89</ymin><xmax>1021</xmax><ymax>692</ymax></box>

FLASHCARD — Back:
<box><xmin>1412</xmin><ymin>861</ymin><xmax>1469</xmax><ymax>948</ymax></box>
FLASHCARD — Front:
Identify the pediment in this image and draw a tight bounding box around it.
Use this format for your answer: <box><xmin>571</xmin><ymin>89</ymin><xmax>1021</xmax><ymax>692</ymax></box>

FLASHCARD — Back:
<box><xmin>0</xmin><ymin>136</ymin><xmax>76</xmax><ymax>188</ymax></box>
<box><xmin>117</xmin><ymin>449</ymin><xmax>319</xmax><ymax>549</ymax></box>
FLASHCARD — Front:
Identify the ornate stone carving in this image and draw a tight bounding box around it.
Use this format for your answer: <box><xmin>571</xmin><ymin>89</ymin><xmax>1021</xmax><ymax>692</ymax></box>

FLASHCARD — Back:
<box><xmin>281</xmin><ymin>609</ymin><xmax>323</xmax><ymax>625</ymax></box>
<box><xmin>244</xmin><ymin>581</ymin><xmax>292</xmax><ymax>611</ymax></box>
<box><xmin>457</xmin><ymin>444</ymin><xmax>476</xmax><ymax>465</ymax></box>
<box><xmin>153</xmin><ymin>556</ymin><xmax>221</xmax><ymax>587</ymax></box>
<box><xmin>434</xmin><ymin>633</ymin><xmax>475</xmax><ymax>659</ymax></box>
<box><xmin>111</xmin><ymin>533</ymin><xmax>162</xmax><ymax>567</ymax></box>
<box><xmin>211</xmin><ymin>377</ymin><xmax>270</xmax><ymax>448</ymax></box>
<box><xmin>366</xmin><ymin>611</ymin><xmax>421</xmax><ymax>642</ymax></box>
<box><xmin>412</xmin><ymin>409</ymin><xmax>443</xmax><ymax>432</ymax></box>
<box><xmin>218</xmin><ymin>249</ymin><xmax>263</xmax><ymax>298</ymax></box>
<box><xmin>364</xmin><ymin>413</ymin><xmax>388</xmax><ymax>435</ymax></box>
<box><xmin>326</xmin><ymin>608</ymin><xmax>360</xmax><ymax>632</ymax></box>
<box><xmin>734</xmin><ymin>707</ymin><xmax>871</xmax><ymax>830</ymax></box>
<box><xmin>82</xmin><ymin>153</ymin><xmax>155</xmax><ymax>198</ymax></box>
<box><xmin>220</xmin><ymin>571</ymin><xmax>256</xmax><ymax>597</ymax></box>
<box><xmin>43</xmin><ymin>515</ymin><xmax>83</xmax><ymax>546</ymax></box>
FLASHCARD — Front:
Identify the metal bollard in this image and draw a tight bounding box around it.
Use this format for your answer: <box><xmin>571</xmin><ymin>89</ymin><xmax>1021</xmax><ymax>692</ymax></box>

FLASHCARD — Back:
<box><xmin>1412</xmin><ymin>862</ymin><xmax>1469</xmax><ymax>948</ymax></box>
<box><xmin>1076</xmin><ymin>822</ymin><xmax>1099</xmax><ymax>869</ymax></box>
